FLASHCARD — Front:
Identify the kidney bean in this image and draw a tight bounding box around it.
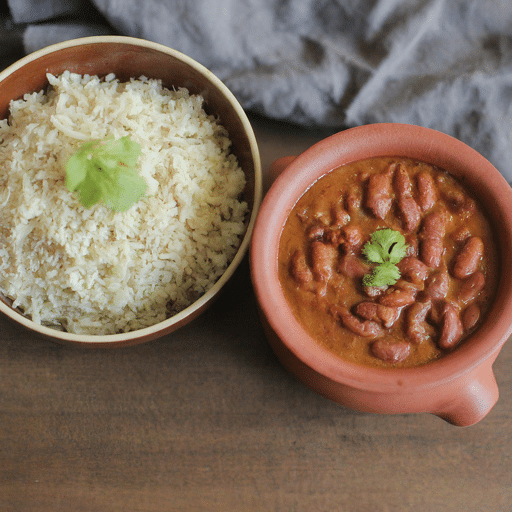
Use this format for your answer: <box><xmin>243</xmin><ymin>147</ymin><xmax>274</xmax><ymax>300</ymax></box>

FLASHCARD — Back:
<box><xmin>420</xmin><ymin>238</ymin><xmax>445</xmax><ymax>268</ymax></box>
<box><xmin>452</xmin><ymin>236</ymin><xmax>483</xmax><ymax>279</ymax></box>
<box><xmin>406</xmin><ymin>300</ymin><xmax>434</xmax><ymax>344</ymax></box>
<box><xmin>346</xmin><ymin>184</ymin><xmax>362</xmax><ymax>213</ymax></box>
<box><xmin>438</xmin><ymin>303</ymin><xmax>463</xmax><ymax>350</ymax></box>
<box><xmin>354</xmin><ymin>302</ymin><xmax>401</xmax><ymax>328</ymax></box>
<box><xmin>398</xmin><ymin>197</ymin><xmax>422</xmax><ymax>232</ymax></box>
<box><xmin>442</xmin><ymin>187</ymin><xmax>466</xmax><ymax>209</ymax></box>
<box><xmin>310</xmin><ymin>240</ymin><xmax>337</xmax><ymax>282</ymax></box>
<box><xmin>289</xmin><ymin>250</ymin><xmax>313</xmax><ymax>288</ymax></box>
<box><xmin>364</xmin><ymin>285</ymin><xmax>388</xmax><ymax>298</ymax></box>
<box><xmin>394</xmin><ymin>166</ymin><xmax>421</xmax><ymax>232</ymax></box>
<box><xmin>307</xmin><ymin>224</ymin><xmax>325</xmax><ymax>240</ymax></box>
<box><xmin>394</xmin><ymin>165</ymin><xmax>412</xmax><ymax>196</ymax></box>
<box><xmin>458</xmin><ymin>271</ymin><xmax>485</xmax><ymax>305</ymax></box>
<box><xmin>378</xmin><ymin>287</ymin><xmax>416</xmax><ymax>308</ymax></box>
<box><xmin>306</xmin><ymin>224</ymin><xmax>325</xmax><ymax>240</ymax></box>
<box><xmin>341</xmin><ymin>225</ymin><xmax>364</xmax><ymax>252</ymax></box>
<box><xmin>365</xmin><ymin>167</ymin><xmax>394</xmax><ymax>219</ymax></box>
<box><xmin>416</xmin><ymin>171</ymin><xmax>437</xmax><ymax>211</ymax></box>
<box><xmin>371</xmin><ymin>339</ymin><xmax>411</xmax><ymax>363</ymax></box>
<box><xmin>331</xmin><ymin>306</ymin><xmax>382</xmax><ymax>337</ymax></box>
<box><xmin>424</xmin><ymin>267</ymin><xmax>450</xmax><ymax>301</ymax></box>
<box><xmin>331</xmin><ymin>202</ymin><xmax>351</xmax><ymax>228</ymax></box>
<box><xmin>421</xmin><ymin>209</ymin><xmax>449</xmax><ymax>239</ymax></box>
<box><xmin>337</xmin><ymin>254</ymin><xmax>370</xmax><ymax>278</ymax></box>
<box><xmin>442</xmin><ymin>187</ymin><xmax>476</xmax><ymax>217</ymax></box>
<box><xmin>419</xmin><ymin>209</ymin><xmax>450</xmax><ymax>268</ymax></box>
<box><xmin>397</xmin><ymin>256</ymin><xmax>429</xmax><ymax>284</ymax></box>
<box><xmin>462</xmin><ymin>303</ymin><xmax>481</xmax><ymax>331</ymax></box>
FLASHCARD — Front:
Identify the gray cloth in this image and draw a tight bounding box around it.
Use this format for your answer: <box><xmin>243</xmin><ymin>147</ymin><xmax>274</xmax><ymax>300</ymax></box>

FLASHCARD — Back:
<box><xmin>3</xmin><ymin>0</ymin><xmax>512</xmax><ymax>182</ymax></box>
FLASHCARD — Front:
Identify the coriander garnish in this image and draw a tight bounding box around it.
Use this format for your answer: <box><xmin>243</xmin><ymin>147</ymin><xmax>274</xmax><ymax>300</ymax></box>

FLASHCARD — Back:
<box><xmin>362</xmin><ymin>228</ymin><xmax>408</xmax><ymax>287</ymax></box>
<box><xmin>65</xmin><ymin>135</ymin><xmax>147</xmax><ymax>212</ymax></box>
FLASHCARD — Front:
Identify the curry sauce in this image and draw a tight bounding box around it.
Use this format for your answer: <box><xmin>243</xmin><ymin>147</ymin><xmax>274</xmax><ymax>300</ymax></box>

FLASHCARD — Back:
<box><xmin>278</xmin><ymin>157</ymin><xmax>499</xmax><ymax>368</ymax></box>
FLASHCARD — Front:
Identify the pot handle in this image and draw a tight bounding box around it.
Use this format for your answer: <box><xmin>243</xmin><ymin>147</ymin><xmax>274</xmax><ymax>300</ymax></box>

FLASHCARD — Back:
<box><xmin>433</xmin><ymin>365</ymin><xmax>499</xmax><ymax>427</ymax></box>
<box><xmin>269</xmin><ymin>156</ymin><xmax>297</xmax><ymax>185</ymax></box>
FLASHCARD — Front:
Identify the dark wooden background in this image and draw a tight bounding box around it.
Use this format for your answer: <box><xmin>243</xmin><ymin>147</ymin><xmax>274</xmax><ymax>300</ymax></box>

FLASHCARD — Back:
<box><xmin>1</xmin><ymin>117</ymin><xmax>511</xmax><ymax>512</ymax></box>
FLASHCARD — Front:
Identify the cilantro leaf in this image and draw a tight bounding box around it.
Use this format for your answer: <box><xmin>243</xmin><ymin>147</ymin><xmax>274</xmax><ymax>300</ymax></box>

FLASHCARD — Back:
<box><xmin>362</xmin><ymin>228</ymin><xmax>408</xmax><ymax>264</ymax></box>
<box><xmin>363</xmin><ymin>261</ymin><xmax>401</xmax><ymax>287</ymax></box>
<box><xmin>65</xmin><ymin>136</ymin><xmax>146</xmax><ymax>212</ymax></box>
<box><xmin>362</xmin><ymin>228</ymin><xmax>408</xmax><ymax>287</ymax></box>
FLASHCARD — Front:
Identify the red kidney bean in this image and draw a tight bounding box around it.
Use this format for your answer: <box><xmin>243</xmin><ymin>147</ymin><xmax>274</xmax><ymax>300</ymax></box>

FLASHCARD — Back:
<box><xmin>394</xmin><ymin>165</ymin><xmax>412</xmax><ymax>196</ymax></box>
<box><xmin>421</xmin><ymin>209</ymin><xmax>449</xmax><ymax>238</ymax></box>
<box><xmin>331</xmin><ymin>306</ymin><xmax>382</xmax><ymax>337</ymax></box>
<box><xmin>419</xmin><ymin>209</ymin><xmax>450</xmax><ymax>267</ymax></box>
<box><xmin>371</xmin><ymin>339</ymin><xmax>411</xmax><ymax>363</ymax></box>
<box><xmin>289</xmin><ymin>250</ymin><xmax>313</xmax><ymax>287</ymax></box>
<box><xmin>462</xmin><ymin>303</ymin><xmax>481</xmax><ymax>331</ymax></box>
<box><xmin>365</xmin><ymin>167</ymin><xmax>394</xmax><ymax>219</ymax></box>
<box><xmin>331</xmin><ymin>202</ymin><xmax>351</xmax><ymax>228</ymax></box>
<box><xmin>346</xmin><ymin>184</ymin><xmax>362</xmax><ymax>213</ymax></box>
<box><xmin>438</xmin><ymin>303</ymin><xmax>463</xmax><ymax>350</ymax></box>
<box><xmin>364</xmin><ymin>285</ymin><xmax>388</xmax><ymax>298</ymax></box>
<box><xmin>354</xmin><ymin>302</ymin><xmax>401</xmax><ymax>328</ymax></box>
<box><xmin>452</xmin><ymin>236</ymin><xmax>483</xmax><ymax>279</ymax></box>
<box><xmin>458</xmin><ymin>271</ymin><xmax>486</xmax><ymax>305</ymax></box>
<box><xmin>378</xmin><ymin>287</ymin><xmax>416</xmax><ymax>308</ymax></box>
<box><xmin>442</xmin><ymin>187</ymin><xmax>466</xmax><ymax>208</ymax></box>
<box><xmin>424</xmin><ymin>267</ymin><xmax>450</xmax><ymax>301</ymax></box>
<box><xmin>307</xmin><ymin>224</ymin><xmax>325</xmax><ymax>240</ymax></box>
<box><xmin>420</xmin><ymin>238</ymin><xmax>445</xmax><ymax>268</ymax></box>
<box><xmin>310</xmin><ymin>240</ymin><xmax>337</xmax><ymax>282</ymax></box>
<box><xmin>394</xmin><ymin>166</ymin><xmax>421</xmax><ymax>232</ymax></box>
<box><xmin>416</xmin><ymin>171</ymin><xmax>437</xmax><ymax>211</ymax></box>
<box><xmin>442</xmin><ymin>187</ymin><xmax>476</xmax><ymax>217</ymax></box>
<box><xmin>337</xmin><ymin>254</ymin><xmax>370</xmax><ymax>278</ymax></box>
<box><xmin>397</xmin><ymin>256</ymin><xmax>429</xmax><ymax>284</ymax></box>
<box><xmin>398</xmin><ymin>196</ymin><xmax>422</xmax><ymax>232</ymax></box>
<box><xmin>341</xmin><ymin>225</ymin><xmax>363</xmax><ymax>252</ymax></box>
<box><xmin>406</xmin><ymin>300</ymin><xmax>434</xmax><ymax>344</ymax></box>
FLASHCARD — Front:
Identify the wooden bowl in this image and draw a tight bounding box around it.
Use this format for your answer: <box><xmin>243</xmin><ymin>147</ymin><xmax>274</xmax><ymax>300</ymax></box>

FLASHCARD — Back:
<box><xmin>250</xmin><ymin>123</ymin><xmax>512</xmax><ymax>426</ymax></box>
<box><xmin>0</xmin><ymin>36</ymin><xmax>262</xmax><ymax>347</ymax></box>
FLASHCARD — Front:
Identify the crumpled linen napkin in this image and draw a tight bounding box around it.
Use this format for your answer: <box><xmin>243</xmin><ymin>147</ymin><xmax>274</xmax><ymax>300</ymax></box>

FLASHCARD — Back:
<box><xmin>3</xmin><ymin>0</ymin><xmax>512</xmax><ymax>182</ymax></box>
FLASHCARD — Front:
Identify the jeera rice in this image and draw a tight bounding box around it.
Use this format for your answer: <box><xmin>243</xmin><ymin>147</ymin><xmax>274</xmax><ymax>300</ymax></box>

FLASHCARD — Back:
<box><xmin>0</xmin><ymin>71</ymin><xmax>248</xmax><ymax>335</ymax></box>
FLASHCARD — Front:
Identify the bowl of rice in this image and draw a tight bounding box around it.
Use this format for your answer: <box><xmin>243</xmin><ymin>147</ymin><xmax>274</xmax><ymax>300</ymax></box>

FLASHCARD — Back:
<box><xmin>0</xmin><ymin>36</ymin><xmax>262</xmax><ymax>346</ymax></box>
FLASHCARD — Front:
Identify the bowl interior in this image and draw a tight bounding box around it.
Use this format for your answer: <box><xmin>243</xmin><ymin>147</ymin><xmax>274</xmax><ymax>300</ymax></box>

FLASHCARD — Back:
<box><xmin>0</xmin><ymin>37</ymin><xmax>262</xmax><ymax>346</ymax></box>
<box><xmin>251</xmin><ymin>123</ymin><xmax>512</xmax><ymax>391</ymax></box>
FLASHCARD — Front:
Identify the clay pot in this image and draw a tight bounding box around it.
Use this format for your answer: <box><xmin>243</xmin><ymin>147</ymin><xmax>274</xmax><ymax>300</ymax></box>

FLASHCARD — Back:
<box><xmin>0</xmin><ymin>36</ymin><xmax>262</xmax><ymax>347</ymax></box>
<box><xmin>250</xmin><ymin>123</ymin><xmax>512</xmax><ymax>426</ymax></box>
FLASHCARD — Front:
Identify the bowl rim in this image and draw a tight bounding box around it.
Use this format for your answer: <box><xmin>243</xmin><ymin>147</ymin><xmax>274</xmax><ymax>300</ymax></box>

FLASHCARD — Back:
<box><xmin>0</xmin><ymin>35</ymin><xmax>263</xmax><ymax>345</ymax></box>
<box><xmin>251</xmin><ymin>123</ymin><xmax>512</xmax><ymax>392</ymax></box>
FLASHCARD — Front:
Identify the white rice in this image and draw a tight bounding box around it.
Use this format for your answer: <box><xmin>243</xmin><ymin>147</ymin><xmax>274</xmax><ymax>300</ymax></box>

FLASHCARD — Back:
<box><xmin>0</xmin><ymin>71</ymin><xmax>248</xmax><ymax>335</ymax></box>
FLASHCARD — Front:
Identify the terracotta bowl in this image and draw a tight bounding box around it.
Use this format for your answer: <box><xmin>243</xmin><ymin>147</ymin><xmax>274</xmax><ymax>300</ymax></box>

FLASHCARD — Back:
<box><xmin>250</xmin><ymin>123</ymin><xmax>512</xmax><ymax>426</ymax></box>
<box><xmin>0</xmin><ymin>36</ymin><xmax>262</xmax><ymax>347</ymax></box>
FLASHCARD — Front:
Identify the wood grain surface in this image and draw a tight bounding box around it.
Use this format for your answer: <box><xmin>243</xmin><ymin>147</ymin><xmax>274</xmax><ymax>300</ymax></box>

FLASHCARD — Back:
<box><xmin>1</xmin><ymin>117</ymin><xmax>510</xmax><ymax>512</ymax></box>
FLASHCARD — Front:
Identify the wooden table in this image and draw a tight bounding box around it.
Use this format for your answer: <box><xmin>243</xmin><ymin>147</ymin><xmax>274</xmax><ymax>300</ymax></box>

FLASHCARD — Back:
<box><xmin>1</xmin><ymin>116</ymin><xmax>511</xmax><ymax>511</ymax></box>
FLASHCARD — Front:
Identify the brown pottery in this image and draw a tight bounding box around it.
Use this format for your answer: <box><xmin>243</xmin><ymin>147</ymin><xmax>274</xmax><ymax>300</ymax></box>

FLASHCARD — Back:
<box><xmin>250</xmin><ymin>123</ymin><xmax>512</xmax><ymax>426</ymax></box>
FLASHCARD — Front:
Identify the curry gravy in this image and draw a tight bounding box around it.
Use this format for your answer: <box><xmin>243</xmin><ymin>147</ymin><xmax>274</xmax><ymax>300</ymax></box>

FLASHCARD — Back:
<box><xmin>278</xmin><ymin>157</ymin><xmax>499</xmax><ymax>368</ymax></box>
